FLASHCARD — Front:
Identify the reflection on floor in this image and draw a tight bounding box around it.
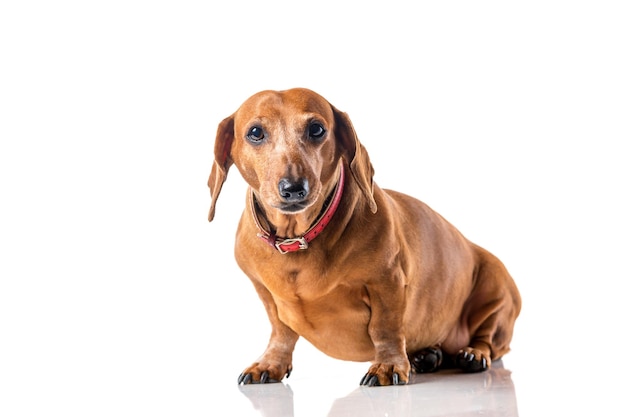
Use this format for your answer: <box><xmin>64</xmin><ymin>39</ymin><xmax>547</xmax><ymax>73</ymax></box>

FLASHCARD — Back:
<box><xmin>238</xmin><ymin>360</ymin><xmax>517</xmax><ymax>417</ymax></box>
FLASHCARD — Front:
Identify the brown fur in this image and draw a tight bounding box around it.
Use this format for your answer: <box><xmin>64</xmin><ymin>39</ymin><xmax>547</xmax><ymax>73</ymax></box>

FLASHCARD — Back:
<box><xmin>208</xmin><ymin>88</ymin><xmax>522</xmax><ymax>386</ymax></box>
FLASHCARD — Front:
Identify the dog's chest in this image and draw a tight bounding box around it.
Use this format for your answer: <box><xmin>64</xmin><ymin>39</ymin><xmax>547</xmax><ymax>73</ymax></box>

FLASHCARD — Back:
<box><xmin>264</xmin><ymin>263</ymin><xmax>374</xmax><ymax>360</ymax></box>
<box><xmin>262</xmin><ymin>263</ymin><xmax>336</xmax><ymax>302</ymax></box>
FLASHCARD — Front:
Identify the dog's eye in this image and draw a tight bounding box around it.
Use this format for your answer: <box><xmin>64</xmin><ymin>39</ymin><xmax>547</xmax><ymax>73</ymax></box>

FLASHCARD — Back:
<box><xmin>308</xmin><ymin>123</ymin><xmax>326</xmax><ymax>141</ymax></box>
<box><xmin>246</xmin><ymin>126</ymin><xmax>265</xmax><ymax>143</ymax></box>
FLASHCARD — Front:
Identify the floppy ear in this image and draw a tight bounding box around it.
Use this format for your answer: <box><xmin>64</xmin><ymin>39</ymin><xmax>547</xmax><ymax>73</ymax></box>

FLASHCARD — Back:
<box><xmin>332</xmin><ymin>107</ymin><xmax>377</xmax><ymax>213</ymax></box>
<box><xmin>208</xmin><ymin>115</ymin><xmax>235</xmax><ymax>221</ymax></box>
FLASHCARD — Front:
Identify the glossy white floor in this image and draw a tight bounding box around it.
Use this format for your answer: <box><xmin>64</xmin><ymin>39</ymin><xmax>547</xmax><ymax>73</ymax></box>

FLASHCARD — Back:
<box><xmin>204</xmin><ymin>276</ymin><xmax>625</xmax><ymax>417</ymax></box>
<box><xmin>232</xmin><ymin>357</ymin><xmax>518</xmax><ymax>417</ymax></box>
<box><xmin>2</xmin><ymin>1</ymin><xmax>625</xmax><ymax>416</ymax></box>
<box><xmin>212</xmin><ymin>332</ymin><xmax>623</xmax><ymax>417</ymax></box>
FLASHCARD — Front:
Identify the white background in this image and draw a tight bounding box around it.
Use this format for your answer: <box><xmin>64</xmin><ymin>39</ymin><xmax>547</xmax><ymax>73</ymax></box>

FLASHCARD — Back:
<box><xmin>1</xmin><ymin>1</ymin><xmax>625</xmax><ymax>416</ymax></box>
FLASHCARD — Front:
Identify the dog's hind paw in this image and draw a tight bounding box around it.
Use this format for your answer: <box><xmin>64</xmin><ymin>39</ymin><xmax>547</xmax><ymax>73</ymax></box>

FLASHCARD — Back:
<box><xmin>456</xmin><ymin>349</ymin><xmax>490</xmax><ymax>372</ymax></box>
<box><xmin>409</xmin><ymin>347</ymin><xmax>443</xmax><ymax>373</ymax></box>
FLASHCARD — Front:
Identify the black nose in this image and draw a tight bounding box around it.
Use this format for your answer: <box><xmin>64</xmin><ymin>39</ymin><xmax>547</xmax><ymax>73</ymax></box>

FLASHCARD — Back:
<box><xmin>278</xmin><ymin>178</ymin><xmax>309</xmax><ymax>202</ymax></box>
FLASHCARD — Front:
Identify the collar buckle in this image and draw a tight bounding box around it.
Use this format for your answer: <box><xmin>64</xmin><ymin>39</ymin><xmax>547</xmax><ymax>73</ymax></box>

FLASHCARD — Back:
<box><xmin>275</xmin><ymin>237</ymin><xmax>309</xmax><ymax>254</ymax></box>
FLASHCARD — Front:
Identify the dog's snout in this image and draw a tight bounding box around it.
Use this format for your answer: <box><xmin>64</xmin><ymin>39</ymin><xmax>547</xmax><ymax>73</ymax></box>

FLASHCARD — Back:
<box><xmin>278</xmin><ymin>178</ymin><xmax>309</xmax><ymax>202</ymax></box>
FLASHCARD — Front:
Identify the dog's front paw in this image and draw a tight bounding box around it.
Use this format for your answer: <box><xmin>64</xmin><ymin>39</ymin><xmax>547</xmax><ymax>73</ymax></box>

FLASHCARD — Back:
<box><xmin>456</xmin><ymin>348</ymin><xmax>490</xmax><ymax>372</ymax></box>
<box><xmin>238</xmin><ymin>362</ymin><xmax>292</xmax><ymax>385</ymax></box>
<box><xmin>360</xmin><ymin>362</ymin><xmax>409</xmax><ymax>386</ymax></box>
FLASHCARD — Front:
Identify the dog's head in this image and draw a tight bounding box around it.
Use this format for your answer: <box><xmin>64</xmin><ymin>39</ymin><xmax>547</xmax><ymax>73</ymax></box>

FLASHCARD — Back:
<box><xmin>208</xmin><ymin>88</ymin><xmax>377</xmax><ymax>221</ymax></box>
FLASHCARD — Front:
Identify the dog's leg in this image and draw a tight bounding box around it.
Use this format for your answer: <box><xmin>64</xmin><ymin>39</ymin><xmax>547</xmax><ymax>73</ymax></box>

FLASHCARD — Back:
<box><xmin>359</xmin><ymin>281</ymin><xmax>411</xmax><ymax>386</ymax></box>
<box><xmin>455</xmin><ymin>306</ymin><xmax>517</xmax><ymax>373</ymax></box>
<box><xmin>238</xmin><ymin>283</ymin><xmax>299</xmax><ymax>384</ymax></box>
<box><xmin>455</xmin><ymin>252</ymin><xmax>521</xmax><ymax>373</ymax></box>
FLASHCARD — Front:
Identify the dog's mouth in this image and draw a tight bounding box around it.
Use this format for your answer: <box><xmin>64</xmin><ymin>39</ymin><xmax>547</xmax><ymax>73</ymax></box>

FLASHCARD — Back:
<box><xmin>276</xmin><ymin>201</ymin><xmax>311</xmax><ymax>214</ymax></box>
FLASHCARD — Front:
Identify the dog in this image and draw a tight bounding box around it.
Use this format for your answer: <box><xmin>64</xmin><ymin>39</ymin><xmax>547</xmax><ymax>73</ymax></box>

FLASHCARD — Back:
<box><xmin>208</xmin><ymin>88</ymin><xmax>522</xmax><ymax>386</ymax></box>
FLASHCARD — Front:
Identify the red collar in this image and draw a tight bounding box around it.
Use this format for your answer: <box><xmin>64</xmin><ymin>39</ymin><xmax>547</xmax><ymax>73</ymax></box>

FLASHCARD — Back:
<box><xmin>251</xmin><ymin>164</ymin><xmax>345</xmax><ymax>254</ymax></box>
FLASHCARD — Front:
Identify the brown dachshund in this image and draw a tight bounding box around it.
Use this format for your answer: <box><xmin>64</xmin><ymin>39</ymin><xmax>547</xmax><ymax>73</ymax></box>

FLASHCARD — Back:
<box><xmin>208</xmin><ymin>88</ymin><xmax>522</xmax><ymax>386</ymax></box>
